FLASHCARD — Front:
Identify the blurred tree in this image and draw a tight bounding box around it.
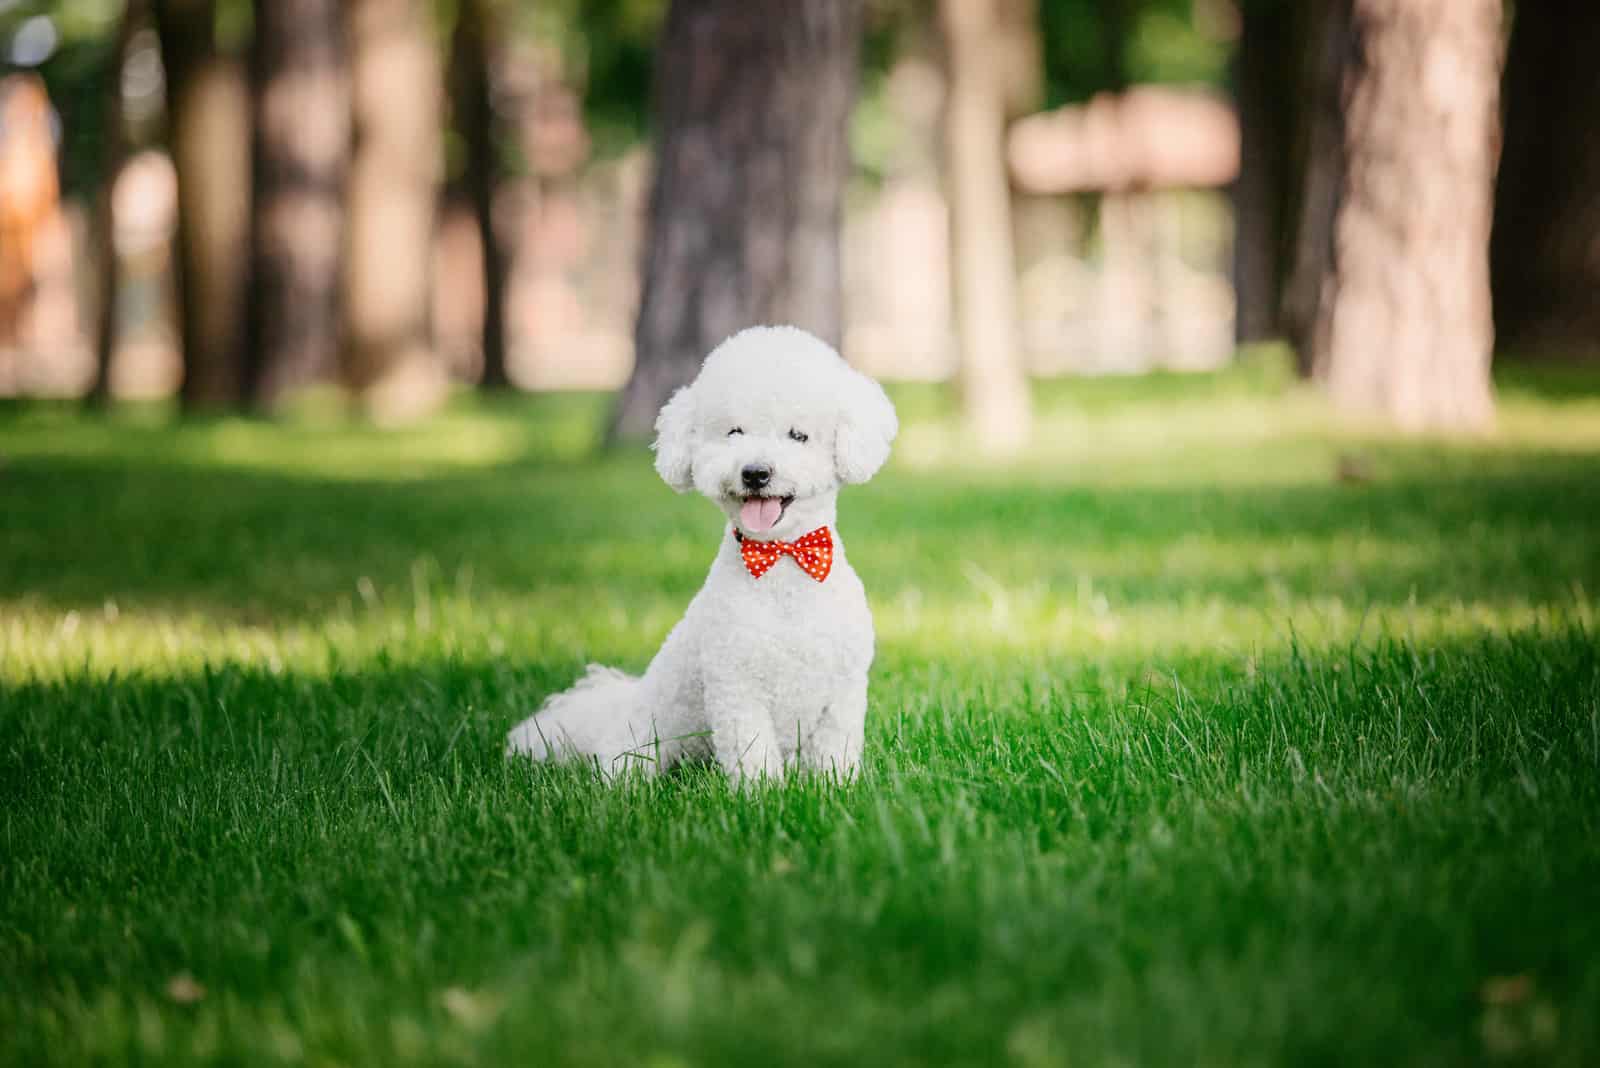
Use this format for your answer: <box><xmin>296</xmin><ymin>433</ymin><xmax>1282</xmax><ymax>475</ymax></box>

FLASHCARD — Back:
<box><xmin>244</xmin><ymin>0</ymin><xmax>349</xmax><ymax>407</ymax></box>
<box><xmin>1037</xmin><ymin>0</ymin><xmax>1128</xmax><ymax>106</ymax></box>
<box><xmin>1280</xmin><ymin>0</ymin><xmax>1349</xmax><ymax>376</ymax></box>
<box><xmin>1231</xmin><ymin>0</ymin><xmax>1300</xmax><ymax>345</ymax></box>
<box><xmin>152</xmin><ymin>0</ymin><xmax>251</xmax><ymax>409</ymax></box>
<box><xmin>538</xmin><ymin>0</ymin><xmax>667</xmax><ymax>159</ymax></box>
<box><xmin>1036</xmin><ymin>0</ymin><xmax>1231</xmax><ymax>108</ymax></box>
<box><xmin>88</xmin><ymin>0</ymin><xmax>148</xmax><ymax>405</ymax></box>
<box><xmin>610</xmin><ymin>0</ymin><xmax>863</xmax><ymax>442</ymax></box>
<box><xmin>1299</xmin><ymin>0</ymin><xmax>1500</xmax><ymax>429</ymax></box>
<box><xmin>343</xmin><ymin>0</ymin><xmax>444</xmax><ymax>421</ymax></box>
<box><xmin>941</xmin><ymin>0</ymin><xmax>1033</xmax><ymax>452</ymax></box>
<box><xmin>447</xmin><ymin>0</ymin><xmax>510</xmax><ymax>390</ymax></box>
<box><xmin>1491</xmin><ymin>0</ymin><xmax>1600</xmax><ymax>360</ymax></box>
<box><xmin>31</xmin><ymin>12</ymin><xmax>121</xmax><ymax>203</ymax></box>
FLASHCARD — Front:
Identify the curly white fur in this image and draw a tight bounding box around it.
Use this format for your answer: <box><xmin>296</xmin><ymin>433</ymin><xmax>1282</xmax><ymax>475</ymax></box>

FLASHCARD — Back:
<box><xmin>506</xmin><ymin>325</ymin><xmax>897</xmax><ymax>782</ymax></box>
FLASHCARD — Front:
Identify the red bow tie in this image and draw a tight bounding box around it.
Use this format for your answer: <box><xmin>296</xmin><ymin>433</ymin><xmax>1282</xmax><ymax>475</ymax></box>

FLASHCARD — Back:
<box><xmin>737</xmin><ymin>525</ymin><xmax>834</xmax><ymax>582</ymax></box>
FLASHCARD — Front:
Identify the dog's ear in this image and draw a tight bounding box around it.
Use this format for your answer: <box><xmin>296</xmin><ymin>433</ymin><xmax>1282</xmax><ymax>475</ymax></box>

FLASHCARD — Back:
<box><xmin>652</xmin><ymin>385</ymin><xmax>697</xmax><ymax>492</ymax></box>
<box><xmin>834</xmin><ymin>367</ymin><xmax>898</xmax><ymax>484</ymax></box>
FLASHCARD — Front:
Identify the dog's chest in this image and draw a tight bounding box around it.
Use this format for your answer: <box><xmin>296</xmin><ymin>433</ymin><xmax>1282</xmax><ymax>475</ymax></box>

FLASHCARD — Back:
<box><xmin>709</xmin><ymin>558</ymin><xmax>872</xmax><ymax>677</ymax></box>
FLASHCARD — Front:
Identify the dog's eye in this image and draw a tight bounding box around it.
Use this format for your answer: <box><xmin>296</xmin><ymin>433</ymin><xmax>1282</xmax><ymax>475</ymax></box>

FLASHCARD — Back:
<box><xmin>727</xmin><ymin>427</ymin><xmax>743</xmax><ymax>437</ymax></box>
<box><xmin>788</xmin><ymin>429</ymin><xmax>808</xmax><ymax>443</ymax></box>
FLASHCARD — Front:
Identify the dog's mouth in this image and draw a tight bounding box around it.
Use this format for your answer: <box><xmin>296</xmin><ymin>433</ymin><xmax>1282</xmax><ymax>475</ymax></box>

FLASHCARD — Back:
<box><xmin>738</xmin><ymin>494</ymin><xmax>794</xmax><ymax>535</ymax></box>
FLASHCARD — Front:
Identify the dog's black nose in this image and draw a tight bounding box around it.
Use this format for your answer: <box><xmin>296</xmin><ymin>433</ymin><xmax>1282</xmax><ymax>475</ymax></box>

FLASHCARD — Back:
<box><xmin>740</xmin><ymin>464</ymin><xmax>772</xmax><ymax>491</ymax></box>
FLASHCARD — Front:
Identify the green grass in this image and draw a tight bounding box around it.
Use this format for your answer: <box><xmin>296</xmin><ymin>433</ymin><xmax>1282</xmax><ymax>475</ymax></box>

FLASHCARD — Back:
<box><xmin>3</xmin><ymin>362</ymin><xmax>1599</xmax><ymax>1065</ymax></box>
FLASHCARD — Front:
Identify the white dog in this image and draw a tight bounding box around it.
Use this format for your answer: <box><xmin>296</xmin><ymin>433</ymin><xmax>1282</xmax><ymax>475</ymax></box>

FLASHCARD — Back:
<box><xmin>506</xmin><ymin>325</ymin><xmax>897</xmax><ymax>782</ymax></box>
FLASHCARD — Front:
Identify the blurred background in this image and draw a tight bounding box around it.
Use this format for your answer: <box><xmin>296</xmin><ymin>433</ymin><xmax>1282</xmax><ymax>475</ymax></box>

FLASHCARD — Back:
<box><xmin>0</xmin><ymin>0</ymin><xmax>1582</xmax><ymax>444</ymax></box>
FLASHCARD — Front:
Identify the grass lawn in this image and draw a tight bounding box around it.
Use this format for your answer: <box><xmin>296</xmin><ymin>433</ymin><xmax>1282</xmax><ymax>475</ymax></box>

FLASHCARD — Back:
<box><xmin>3</xmin><ymin>359</ymin><xmax>1599</xmax><ymax>1065</ymax></box>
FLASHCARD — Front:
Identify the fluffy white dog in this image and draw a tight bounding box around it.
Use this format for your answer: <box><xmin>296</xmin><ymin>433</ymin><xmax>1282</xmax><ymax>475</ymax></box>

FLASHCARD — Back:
<box><xmin>506</xmin><ymin>325</ymin><xmax>897</xmax><ymax>782</ymax></box>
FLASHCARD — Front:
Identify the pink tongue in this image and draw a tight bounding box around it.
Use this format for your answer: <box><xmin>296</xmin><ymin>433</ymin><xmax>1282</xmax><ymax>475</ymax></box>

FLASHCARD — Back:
<box><xmin>740</xmin><ymin>496</ymin><xmax>783</xmax><ymax>533</ymax></box>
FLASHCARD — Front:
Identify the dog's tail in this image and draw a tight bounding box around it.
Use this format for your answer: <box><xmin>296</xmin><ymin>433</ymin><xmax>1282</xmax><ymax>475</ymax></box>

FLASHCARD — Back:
<box><xmin>505</xmin><ymin>664</ymin><xmax>659</xmax><ymax>775</ymax></box>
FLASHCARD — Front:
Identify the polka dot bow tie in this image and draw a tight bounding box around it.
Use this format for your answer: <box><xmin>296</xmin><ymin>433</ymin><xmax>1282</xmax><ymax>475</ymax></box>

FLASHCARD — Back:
<box><xmin>736</xmin><ymin>526</ymin><xmax>834</xmax><ymax>582</ymax></box>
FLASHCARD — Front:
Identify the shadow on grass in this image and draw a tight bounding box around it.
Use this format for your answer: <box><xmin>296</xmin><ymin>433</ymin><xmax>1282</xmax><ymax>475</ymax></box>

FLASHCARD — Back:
<box><xmin>2</xmin><ymin>441</ymin><xmax>1597</xmax><ymax>625</ymax></box>
<box><xmin>1494</xmin><ymin>360</ymin><xmax>1600</xmax><ymax>403</ymax></box>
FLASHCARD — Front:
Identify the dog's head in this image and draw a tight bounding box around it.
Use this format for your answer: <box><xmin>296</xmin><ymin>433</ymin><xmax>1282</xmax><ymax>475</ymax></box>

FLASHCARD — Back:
<box><xmin>652</xmin><ymin>326</ymin><xmax>898</xmax><ymax>541</ymax></box>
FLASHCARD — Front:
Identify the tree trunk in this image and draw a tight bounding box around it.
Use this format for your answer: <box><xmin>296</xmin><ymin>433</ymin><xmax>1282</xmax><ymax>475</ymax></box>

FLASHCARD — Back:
<box><xmin>1490</xmin><ymin>0</ymin><xmax>1600</xmax><ymax>360</ymax></box>
<box><xmin>1311</xmin><ymin>0</ymin><xmax>1500</xmax><ymax>430</ymax></box>
<box><xmin>448</xmin><ymin>0</ymin><xmax>510</xmax><ymax>390</ymax></box>
<box><xmin>1282</xmin><ymin>0</ymin><xmax>1352</xmax><ymax>376</ymax></box>
<box><xmin>343</xmin><ymin>0</ymin><xmax>444</xmax><ymax>422</ymax></box>
<box><xmin>1232</xmin><ymin>1</ymin><xmax>1298</xmax><ymax>345</ymax></box>
<box><xmin>245</xmin><ymin>0</ymin><xmax>349</xmax><ymax>408</ymax></box>
<box><xmin>610</xmin><ymin>0</ymin><xmax>863</xmax><ymax>443</ymax></box>
<box><xmin>88</xmin><ymin>0</ymin><xmax>148</xmax><ymax>405</ymax></box>
<box><xmin>154</xmin><ymin>0</ymin><xmax>251</xmax><ymax>410</ymax></box>
<box><xmin>1098</xmin><ymin>0</ymin><xmax>1131</xmax><ymax>92</ymax></box>
<box><xmin>941</xmin><ymin>0</ymin><xmax>1031</xmax><ymax>453</ymax></box>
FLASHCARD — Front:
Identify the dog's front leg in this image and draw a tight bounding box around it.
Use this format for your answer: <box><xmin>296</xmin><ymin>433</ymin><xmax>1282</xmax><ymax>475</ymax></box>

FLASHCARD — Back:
<box><xmin>706</xmin><ymin>681</ymin><xmax>787</xmax><ymax>784</ymax></box>
<box><xmin>798</xmin><ymin>676</ymin><xmax>866</xmax><ymax>781</ymax></box>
